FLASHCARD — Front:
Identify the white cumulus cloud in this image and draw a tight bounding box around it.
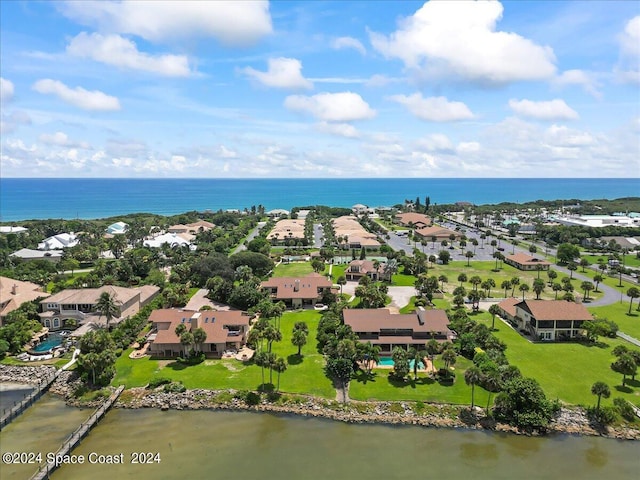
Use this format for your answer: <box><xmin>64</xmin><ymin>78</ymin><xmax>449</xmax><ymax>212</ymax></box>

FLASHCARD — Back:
<box><xmin>1</xmin><ymin>77</ymin><xmax>14</xmax><ymax>102</ymax></box>
<box><xmin>32</xmin><ymin>79</ymin><xmax>121</xmax><ymax>111</ymax></box>
<box><xmin>39</xmin><ymin>131</ymin><xmax>91</xmax><ymax>149</ymax></box>
<box><xmin>332</xmin><ymin>36</ymin><xmax>366</xmax><ymax>55</ymax></box>
<box><xmin>389</xmin><ymin>93</ymin><xmax>474</xmax><ymax>122</ymax></box>
<box><xmin>369</xmin><ymin>0</ymin><xmax>556</xmax><ymax>84</ymax></box>
<box><xmin>553</xmin><ymin>70</ymin><xmax>601</xmax><ymax>99</ymax></box>
<box><xmin>59</xmin><ymin>0</ymin><xmax>272</xmax><ymax>46</ymax></box>
<box><xmin>242</xmin><ymin>57</ymin><xmax>313</xmax><ymax>90</ymax></box>
<box><xmin>284</xmin><ymin>92</ymin><xmax>376</xmax><ymax>122</ymax></box>
<box><xmin>616</xmin><ymin>16</ymin><xmax>640</xmax><ymax>85</ymax></box>
<box><xmin>67</xmin><ymin>32</ymin><xmax>192</xmax><ymax>77</ymax></box>
<box><xmin>508</xmin><ymin>99</ymin><xmax>579</xmax><ymax>121</ymax></box>
<box><xmin>316</xmin><ymin>122</ymin><xmax>360</xmax><ymax>138</ymax></box>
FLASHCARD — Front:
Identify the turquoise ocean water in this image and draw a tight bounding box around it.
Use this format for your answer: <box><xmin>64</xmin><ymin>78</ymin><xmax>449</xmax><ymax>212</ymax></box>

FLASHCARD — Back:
<box><xmin>1</xmin><ymin>178</ymin><xmax>638</xmax><ymax>221</ymax></box>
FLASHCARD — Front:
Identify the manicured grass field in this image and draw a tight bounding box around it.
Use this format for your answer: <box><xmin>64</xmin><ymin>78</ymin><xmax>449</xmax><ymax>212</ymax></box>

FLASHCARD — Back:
<box><xmin>273</xmin><ymin>262</ymin><xmax>315</xmax><ymax>277</ymax></box>
<box><xmin>472</xmin><ymin>311</ymin><xmax>640</xmax><ymax>408</ymax></box>
<box><xmin>589</xmin><ymin>301</ymin><xmax>640</xmax><ymax>340</ymax></box>
<box><xmin>349</xmin><ymin>355</ymin><xmax>490</xmax><ymax>406</ymax></box>
<box><xmin>325</xmin><ymin>264</ymin><xmax>346</xmax><ymax>282</ymax></box>
<box><xmin>582</xmin><ymin>253</ymin><xmax>640</xmax><ymax>269</ymax></box>
<box><xmin>112</xmin><ymin>310</ymin><xmax>335</xmax><ymax>398</ymax></box>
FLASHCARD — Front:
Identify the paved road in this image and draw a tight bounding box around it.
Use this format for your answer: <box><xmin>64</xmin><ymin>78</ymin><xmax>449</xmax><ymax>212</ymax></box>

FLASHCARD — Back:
<box><xmin>232</xmin><ymin>222</ymin><xmax>266</xmax><ymax>254</ymax></box>
<box><xmin>313</xmin><ymin>223</ymin><xmax>324</xmax><ymax>248</ymax></box>
<box><xmin>617</xmin><ymin>331</ymin><xmax>640</xmax><ymax>347</ymax></box>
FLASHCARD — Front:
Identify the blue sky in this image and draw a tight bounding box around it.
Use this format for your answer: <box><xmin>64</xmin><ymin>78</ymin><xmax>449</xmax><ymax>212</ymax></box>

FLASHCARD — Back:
<box><xmin>1</xmin><ymin>0</ymin><xmax>638</xmax><ymax>178</ymax></box>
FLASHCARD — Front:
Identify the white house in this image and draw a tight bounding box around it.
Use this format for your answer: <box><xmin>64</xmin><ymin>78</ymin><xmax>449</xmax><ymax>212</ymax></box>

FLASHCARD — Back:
<box><xmin>144</xmin><ymin>232</ymin><xmax>195</xmax><ymax>250</ymax></box>
<box><xmin>106</xmin><ymin>222</ymin><xmax>128</xmax><ymax>235</ymax></box>
<box><xmin>38</xmin><ymin>233</ymin><xmax>78</xmax><ymax>250</ymax></box>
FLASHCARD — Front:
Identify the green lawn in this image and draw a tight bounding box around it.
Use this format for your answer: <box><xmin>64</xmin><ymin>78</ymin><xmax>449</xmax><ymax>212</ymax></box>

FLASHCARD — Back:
<box><xmin>112</xmin><ymin>310</ymin><xmax>334</xmax><ymax>398</ymax></box>
<box><xmin>325</xmin><ymin>264</ymin><xmax>346</xmax><ymax>282</ymax></box>
<box><xmin>349</xmin><ymin>355</ymin><xmax>490</xmax><ymax>406</ymax></box>
<box><xmin>582</xmin><ymin>253</ymin><xmax>640</xmax><ymax>269</ymax></box>
<box><xmin>589</xmin><ymin>301</ymin><xmax>640</xmax><ymax>340</ymax></box>
<box><xmin>472</xmin><ymin>311</ymin><xmax>640</xmax><ymax>408</ymax></box>
<box><xmin>273</xmin><ymin>262</ymin><xmax>315</xmax><ymax>277</ymax></box>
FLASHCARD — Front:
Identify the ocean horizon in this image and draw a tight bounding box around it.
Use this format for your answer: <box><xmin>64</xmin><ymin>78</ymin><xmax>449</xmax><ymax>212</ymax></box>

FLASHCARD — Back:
<box><xmin>1</xmin><ymin>177</ymin><xmax>638</xmax><ymax>222</ymax></box>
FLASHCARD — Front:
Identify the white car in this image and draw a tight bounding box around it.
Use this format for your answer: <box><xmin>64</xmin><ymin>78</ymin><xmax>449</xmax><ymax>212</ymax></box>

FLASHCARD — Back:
<box><xmin>314</xmin><ymin>303</ymin><xmax>328</xmax><ymax>311</ymax></box>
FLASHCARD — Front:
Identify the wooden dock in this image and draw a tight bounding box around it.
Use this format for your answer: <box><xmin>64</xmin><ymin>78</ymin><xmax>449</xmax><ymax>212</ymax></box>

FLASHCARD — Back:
<box><xmin>30</xmin><ymin>385</ymin><xmax>124</xmax><ymax>480</ymax></box>
<box><xmin>0</xmin><ymin>370</ymin><xmax>60</xmax><ymax>430</ymax></box>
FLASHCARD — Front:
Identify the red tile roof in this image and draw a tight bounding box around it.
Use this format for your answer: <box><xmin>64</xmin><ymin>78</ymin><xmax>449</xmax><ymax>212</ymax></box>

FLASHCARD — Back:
<box><xmin>150</xmin><ymin>309</ymin><xmax>249</xmax><ymax>344</ymax></box>
<box><xmin>505</xmin><ymin>253</ymin><xmax>551</xmax><ymax>267</ymax></box>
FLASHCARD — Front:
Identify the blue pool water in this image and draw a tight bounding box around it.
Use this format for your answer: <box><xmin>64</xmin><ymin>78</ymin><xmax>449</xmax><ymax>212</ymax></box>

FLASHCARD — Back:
<box><xmin>378</xmin><ymin>358</ymin><xmax>425</xmax><ymax>369</ymax></box>
<box><xmin>32</xmin><ymin>334</ymin><xmax>63</xmax><ymax>353</ymax></box>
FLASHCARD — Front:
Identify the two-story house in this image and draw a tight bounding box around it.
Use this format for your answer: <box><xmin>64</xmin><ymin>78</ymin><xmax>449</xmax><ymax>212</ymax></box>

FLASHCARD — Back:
<box><xmin>260</xmin><ymin>273</ymin><xmax>334</xmax><ymax>309</ymax></box>
<box><xmin>514</xmin><ymin>300</ymin><xmax>592</xmax><ymax>341</ymax></box>
<box><xmin>148</xmin><ymin>309</ymin><xmax>250</xmax><ymax>358</ymax></box>
<box><xmin>39</xmin><ymin>285</ymin><xmax>159</xmax><ymax>330</ymax></box>
<box><xmin>343</xmin><ymin>308</ymin><xmax>454</xmax><ymax>355</ymax></box>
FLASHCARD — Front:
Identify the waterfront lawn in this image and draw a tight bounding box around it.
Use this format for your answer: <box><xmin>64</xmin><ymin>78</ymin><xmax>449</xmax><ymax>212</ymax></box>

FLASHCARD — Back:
<box><xmin>349</xmin><ymin>355</ymin><xmax>490</xmax><ymax>407</ymax></box>
<box><xmin>589</xmin><ymin>302</ymin><xmax>640</xmax><ymax>340</ymax></box>
<box><xmin>472</xmin><ymin>312</ymin><xmax>640</xmax><ymax>408</ymax></box>
<box><xmin>112</xmin><ymin>310</ymin><xmax>334</xmax><ymax>398</ymax></box>
<box><xmin>273</xmin><ymin>262</ymin><xmax>314</xmax><ymax>277</ymax></box>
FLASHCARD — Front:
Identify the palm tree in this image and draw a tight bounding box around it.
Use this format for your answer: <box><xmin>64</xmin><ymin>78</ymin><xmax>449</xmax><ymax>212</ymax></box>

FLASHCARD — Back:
<box><xmin>337</xmin><ymin>275</ymin><xmax>347</xmax><ymax>295</ymax></box>
<box><xmin>627</xmin><ymin>287</ymin><xmax>640</xmax><ymax>314</ymax></box>
<box><xmin>96</xmin><ymin>291</ymin><xmax>119</xmax><ymax>331</ymax></box>
<box><xmin>438</xmin><ymin>275</ymin><xmax>448</xmax><ymax>292</ymax></box>
<box><xmin>532</xmin><ymin>279</ymin><xmax>545</xmax><ymax>300</ymax></box>
<box><xmin>593</xmin><ymin>274</ymin><xmax>604</xmax><ymax>292</ymax></box>
<box><xmin>469</xmin><ymin>275</ymin><xmax>482</xmax><ymax>291</ymax></box>
<box><xmin>590</xmin><ymin>381</ymin><xmax>610</xmax><ymax>411</ymax></box>
<box><xmin>519</xmin><ymin>283</ymin><xmax>530</xmax><ymax>300</ymax></box>
<box><xmin>291</xmin><ymin>329</ymin><xmax>307</xmax><ymax>355</ymax></box>
<box><xmin>360</xmin><ymin>342</ymin><xmax>380</xmax><ymax>375</ymax></box>
<box><xmin>458</xmin><ymin>273</ymin><xmax>468</xmax><ymax>286</ymax></box>
<box><xmin>547</xmin><ymin>269</ymin><xmax>557</xmax><ymax>287</ymax></box>
<box><xmin>465</xmin><ymin>251</ymin><xmax>474</xmax><ymax>266</ymax></box>
<box><xmin>426</xmin><ymin>339</ymin><xmax>440</xmax><ymax>370</ymax></box>
<box><xmin>175</xmin><ymin>322</ymin><xmax>187</xmax><ymax>338</ymax></box>
<box><xmin>272</xmin><ymin>357</ymin><xmax>288</xmax><ymax>392</ymax></box>
<box><xmin>510</xmin><ymin>277</ymin><xmax>520</xmax><ymax>297</ymax></box>
<box><xmin>483</xmin><ymin>372</ymin><xmax>501</xmax><ymax>414</ymax></box>
<box><xmin>193</xmin><ymin>327</ymin><xmax>207</xmax><ymax>354</ymax></box>
<box><xmin>488</xmin><ymin>304</ymin><xmax>501</xmax><ymax>330</ymax></box>
<box><xmin>409</xmin><ymin>347</ymin><xmax>425</xmax><ymax>379</ymax></box>
<box><xmin>254</xmin><ymin>351</ymin><xmax>269</xmax><ymax>387</ymax></box>
<box><xmin>442</xmin><ymin>348</ymin><xmax>456</xmax><ymax>371</ymax></box>
<box><xmin>567</xmin><ymin>262</ymin><xmax>577</xmax><ymax>279</ymax></box>
<box><xmin>180</xmin><ymin>331</ymin><xmax>194</xmax><ymax>357</ymax></box>
<box><xmin>581</xmin><ymin>281</ymin><xmax>594</xmax><ymax>301</ymax></box>
<box><xmin>263</xmin><ymin>326</ymin><xmax>282</xmax><ymax>353</ymax></box>
<box><xmin>465</xmin><ymin>366</ymin><xmax>482</xmax><ymax>410</ymax></box>
<box><xmin>501</xmin><ymin>280</ymin><xmax>511</xmax><ymax>298</ymax></box>
<box><xmin>552</xmin><ymin>282</ymin><xmax>563</xmax><ymax>299</ymax></box>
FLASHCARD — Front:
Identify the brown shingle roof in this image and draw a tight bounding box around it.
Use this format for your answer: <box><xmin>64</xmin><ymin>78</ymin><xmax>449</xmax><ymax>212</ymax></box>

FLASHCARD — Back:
<box><xmin>343</xmin><ymin>308</ymin><xmax>451</xmax><ymax>335</ymax></box>
<box><xmin>415</xmin><ymin>226</ymin><xmax>460</xmax><ymax>239</ymax></box>
<box><xmin>505</xmin><ymin>253</ymin><xmax>551</xmax><ymax>266</ymax></box>
<box><xmin>0</xmin><ymin>277</ymin><xmax>50</xmax><ymax>318</ymax></box>
<box><xmin>515</xmin><ymin>300</ymin><xmax>592</xmax><ymax>321</ymax></box>
<box><xmin>497</xmin><ymin>298</ymin><xmax>519</xmax><ymax>318</ymax></box>
<box><xmin>395</xmin><ymin>213</ymin><xmax>432</xmax><ymax>227</ymax></box>
<box><xmin>260</xmin><ymin>274</ymin><xmax>333</xmax><ymax>299</ymax></box>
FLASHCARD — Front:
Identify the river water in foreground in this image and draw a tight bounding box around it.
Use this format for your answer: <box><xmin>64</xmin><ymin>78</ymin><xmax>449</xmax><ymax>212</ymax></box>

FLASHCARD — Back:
<box><xmin>1</xmin><ymin>393</ymin><xmax>638</xmax><ymax>480</ymax></box>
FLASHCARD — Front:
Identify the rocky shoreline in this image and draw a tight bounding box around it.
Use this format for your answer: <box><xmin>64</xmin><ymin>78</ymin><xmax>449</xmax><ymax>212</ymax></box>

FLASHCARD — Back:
<box><xmin>2</xmin><ymin>365</ymin><xmax>638</xmax><ymax>440</ymax></box>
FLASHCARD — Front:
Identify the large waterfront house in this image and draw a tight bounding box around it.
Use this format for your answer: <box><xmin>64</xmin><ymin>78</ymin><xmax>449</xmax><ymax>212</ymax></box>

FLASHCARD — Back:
<box><xmin>260</xmin><ymin>273</ymin><xmax>334</xmax><ymax>309</ymax></box>
<box><xmin>513</xmin><ymin>300</ymin><xmax>592</xmax><ymax>341</ymax></box>
<box><xmin>504</xmin><ymin>253</ymin><xmax>551</xmax><ymax>271</ymax></box>
<box><xmin>0</xmin><ymin>277</ymin><xmax>50</xmax><ymax>325</ymax></box>
<box><xmin>39</xmin><ymin>285</ymin><xmax>159</xmax><ymax>330</ymax></box>
<box><xmin>343</xmin><ymin>308</ymin><xmax>454</xmax><ymax>354</ymax></box>
<box><xmin>345</xmin><ymin>260</ymin><xmax>385</xmax><ymax>282</ymax></box>
<box><xmin>148</xmin><ymin>309</ymin><xmax>250</xmax><ymax>357</ymax></box>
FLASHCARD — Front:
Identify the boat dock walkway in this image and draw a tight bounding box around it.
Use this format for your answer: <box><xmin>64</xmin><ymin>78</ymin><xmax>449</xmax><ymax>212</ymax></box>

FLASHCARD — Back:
<box><xmin>30</xmin><ymin>385</ymin><xmax>125</xmax><ymax>480</ymax></box>
<box><xmin>0</xmin><ymin>370</ymin><xmax>60</xmax><ymax>430</ymax></box>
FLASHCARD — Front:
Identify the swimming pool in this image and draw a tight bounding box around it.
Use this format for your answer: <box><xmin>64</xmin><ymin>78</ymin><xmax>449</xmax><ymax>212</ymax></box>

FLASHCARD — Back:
<box><xmin>32</xmin><ymin>333</ymin><xmax>63</xmax><ymax>353</ymax></box>
<box><xmin>377</xmin><ymin>357</ymin><xmax>425</xmax><ymax>369</ymax></box>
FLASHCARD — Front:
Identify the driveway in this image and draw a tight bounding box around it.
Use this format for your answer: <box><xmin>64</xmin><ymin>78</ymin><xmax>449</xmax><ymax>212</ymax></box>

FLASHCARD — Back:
<box><xmin>185</xmin><ymin>289</ymin><xmax>233</xmax><ymax>311</ymax></box>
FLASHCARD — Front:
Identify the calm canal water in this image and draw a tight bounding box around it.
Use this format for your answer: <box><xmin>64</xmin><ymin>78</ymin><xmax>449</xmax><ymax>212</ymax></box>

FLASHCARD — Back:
<box><xmin>1</xmin><ymin>393</ymin><xmax>637</xmax><ymax>480</ymax></box>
